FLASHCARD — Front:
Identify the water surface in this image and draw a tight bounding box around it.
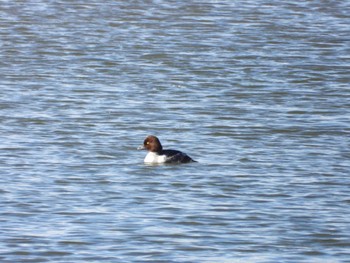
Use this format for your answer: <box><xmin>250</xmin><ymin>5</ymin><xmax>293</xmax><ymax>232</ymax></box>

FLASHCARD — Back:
<box><xmin>1</xmin><ymin>0</ymin><xmax>350</xmax><ymax>262</ymax></box>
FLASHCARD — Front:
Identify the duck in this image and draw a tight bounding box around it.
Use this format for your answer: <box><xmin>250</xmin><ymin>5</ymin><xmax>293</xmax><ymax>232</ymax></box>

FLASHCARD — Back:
<box><xmin>137</xmin><ymin>135</ymin><xmax>196</xmax><ymax>164</ymax></box>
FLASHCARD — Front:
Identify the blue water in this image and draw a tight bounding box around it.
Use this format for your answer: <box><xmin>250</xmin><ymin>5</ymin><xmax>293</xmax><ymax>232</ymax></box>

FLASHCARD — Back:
<box><xmin>1</xmin><ymin>0</ymin><xmax>350</xmax><ymax>262</ymax></box>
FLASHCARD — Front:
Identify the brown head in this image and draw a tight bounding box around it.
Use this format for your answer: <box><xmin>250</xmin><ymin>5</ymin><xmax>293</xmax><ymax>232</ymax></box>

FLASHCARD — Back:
<box><xmin>139</xmin><ymin>135</ymin><xmax>163</xmax><ymax>153</ymax></box>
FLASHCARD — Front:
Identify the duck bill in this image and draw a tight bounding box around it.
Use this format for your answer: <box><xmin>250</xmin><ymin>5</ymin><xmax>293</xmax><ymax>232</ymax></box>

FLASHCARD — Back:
<box><xmin>137</xmin><ymin>145</ymin><xmax>145</xmax><ymax>150</ymax></box>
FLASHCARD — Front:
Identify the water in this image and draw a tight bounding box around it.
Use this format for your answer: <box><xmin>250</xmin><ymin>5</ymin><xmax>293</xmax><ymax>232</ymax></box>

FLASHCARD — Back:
<box><xmin>1</xmin><ymin>0</ymin><xmax>350</xmax><ymax>262</ymax></box>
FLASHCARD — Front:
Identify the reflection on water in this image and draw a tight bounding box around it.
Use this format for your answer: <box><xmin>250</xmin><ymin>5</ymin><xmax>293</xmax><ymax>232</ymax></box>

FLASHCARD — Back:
<box><xmin>1</xmin><ymin>0</ymin><xmax>349</xmax><ymax>262</ymax></box>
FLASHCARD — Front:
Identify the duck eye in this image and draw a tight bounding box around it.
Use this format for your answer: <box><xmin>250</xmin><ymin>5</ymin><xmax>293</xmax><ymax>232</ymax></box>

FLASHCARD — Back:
<box><xmin>146</xmin><ymin>142</ymin><xmax>150</xmax><ymax>145</ymax></box>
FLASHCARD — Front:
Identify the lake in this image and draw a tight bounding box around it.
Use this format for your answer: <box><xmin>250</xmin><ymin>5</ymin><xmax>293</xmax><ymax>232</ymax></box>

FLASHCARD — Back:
<box><xmin>1</xmin><ymin>0</ymin><xmax>350</xmax><ymax>262</ymax></box>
